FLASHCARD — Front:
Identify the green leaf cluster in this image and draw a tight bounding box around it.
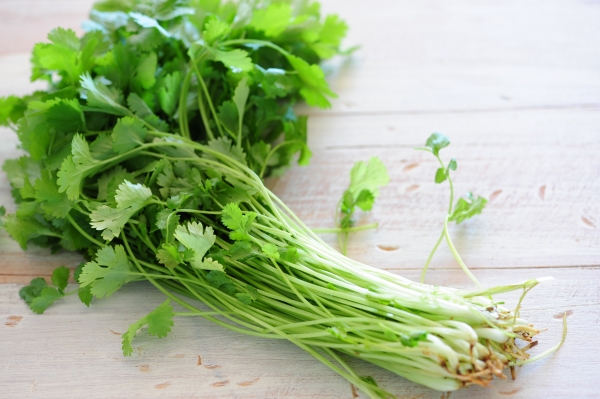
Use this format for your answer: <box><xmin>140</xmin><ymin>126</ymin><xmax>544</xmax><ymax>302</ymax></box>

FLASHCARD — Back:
<box><xmin>336</xmin><ymin>157</ymin><xmax>389</xmax><ymax>255</ymax></box>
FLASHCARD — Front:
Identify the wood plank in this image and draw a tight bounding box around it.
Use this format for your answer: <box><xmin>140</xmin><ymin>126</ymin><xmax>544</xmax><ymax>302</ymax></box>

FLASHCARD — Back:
<box><xmin>0</xmin><ymin>1</ymin><xmax>598</xmax><ymax>398</ymax></box>
<box><xmin>268</xmin><ymin>108</ymin><xmax>600</xmax><ymax>271</ymax></box>
<box><xmin>1</xmin><ymin>1</ymin><xmax>599</xmax><ymax>112</ymax></box>
<box><xmin>1</xmin><ymin>267</ymin><xmax>598</xmax><ymax>398</ymax></box>
<box><xmin>305</xmin><ymin>0</ymin><xmax>600</xmax><ymax>113</ymax></box>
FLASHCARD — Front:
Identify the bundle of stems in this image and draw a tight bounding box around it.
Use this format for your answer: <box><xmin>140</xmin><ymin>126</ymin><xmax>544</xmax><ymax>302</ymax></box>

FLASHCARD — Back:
<box><xmin>55</xmin><ymin>131</ymin><xmax>557</xmax><ymax>397</ymax></box>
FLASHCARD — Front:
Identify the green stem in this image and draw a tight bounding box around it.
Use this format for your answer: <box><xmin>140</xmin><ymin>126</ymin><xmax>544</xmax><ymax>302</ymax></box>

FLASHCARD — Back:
<box><xmin>178</xmin><ymin>67</ymin><xmax>194</xmax><ymax>140</ymax></box>
<box><xmin>66</xmin><ymin>213</ymin><xmax>104</xmax><ymax>247</ymax></box>
<box><xmin>443</xmin><ymin>216</ymin><xmax>482</xmax><ymax>289</ymax></box>
<box><xmin>421</xmin><ymin>153</ymin><xmax>455</xmax><ymax>283</ymax></box>
<box><xmin>192</xmin><ymin>60</ymin><xmax>225</xmax><ymax>139</ymax></box>
<box><xmin>420</xmin><ymin>230</ymin><xmax>444</xmax><ymax>283</ymax></box>
<box><xmin>259</xmin><ymin>140</ymin><xmax>304</xmax><ymax>178</ymax></box>
<box><xmin>196</xmin><ymin>86</ymin><xmax>215</xmax><ymax>140</ymax></box>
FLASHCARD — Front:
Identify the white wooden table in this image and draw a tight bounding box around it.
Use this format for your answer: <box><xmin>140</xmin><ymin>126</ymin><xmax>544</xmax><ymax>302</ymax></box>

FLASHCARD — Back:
<box><xmin>1</xmin><ymin>1</ymin><xmax>599</xmax><ymax>398</ymax></box>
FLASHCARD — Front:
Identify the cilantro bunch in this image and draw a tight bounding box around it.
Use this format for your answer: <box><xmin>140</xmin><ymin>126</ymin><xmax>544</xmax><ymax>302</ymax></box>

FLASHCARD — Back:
<box><xmin>1</xmin><ymin>0</ymin><xmax>350</xmax><ymax>179</ymax></box>
<box><xmin>0</xmin><ymin>2</ymin><xmax>563</xmax><ymax>397</ymax></box>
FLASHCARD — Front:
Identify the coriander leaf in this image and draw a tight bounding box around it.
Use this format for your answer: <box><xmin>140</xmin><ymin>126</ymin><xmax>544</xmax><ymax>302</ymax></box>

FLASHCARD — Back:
<box><xmin>29</xmin><ymin>287</ymin><xmax>64</xmax><ymax>314</ymax></box>
<box><xmin>354</xmin><ymin>189</ymin><xmax>375</xmax><ymax>212</ymax></box>
<box><xmin>113</xmin><ymin>179</ymin><xmax>152</xmax><ymax>208</ymax></box>
<box><xmin>129</xmin><ymin>12</ymin><xmax>171</xmax><ymax>37</ymax></box>
<box><xmin>127</xmin><ymin>27</ymin><xmax>164</xmax><ymax>51</ymax></box>
<box><xmin>127</xmin><ymin>93</ymin><xmax>168</xmax><ymax>131</ymax></box>
<box><xmin>90</xmin><ymin>133</ymin><xmax>117</xmax><ymax>160</ymax></box>
<box><xmin>19</xmin><ymin>175</ymin><xmax>36</xmax><ymax>199</ymax></box>
<box><xmin>3</xmin><ymin>214</ymin><xmax>58</xmax><ymax>250</ymax></box>
<box><xmin>51</xmin><ymin>265</ymin><xmax>70</xmax><ymax>291</ymax></box>
<box><xmin>45</xmin><ymin>98</ymin><xmax>85</xmax><ymax>133</ymax></box>
<box><xmin>158</xmin><ymin>71</ymin><xmax>182</xmax><ymax>116</ymax></box>
<box><xmin>235</xmin><ymin>293</ymin><xmax>253</xmax><ymax>305</ymax></box>
<box><xmin>228</xmin><ymin>241</ymin><xmax>255</xmax><ymax>260</ymax></box>
<box><xmin>448</xmin><ymin>158</ymin><xmax>457</xmax><ymax>171</ymax></box>
<box><xmin>156</xmin><ymin>243</ymin><xmax>183</xmax><ymax>269</ymax></box>
<box><xmin>311</xmin><ymin>15</ymin><xmax>348</xmax><ymax>59</ymax></box>
<box><xmin>435</xmin><ymin>167</ymin><xmax>447</xmax><ymax>184</ymax></box>
<box><xmin>31</xmin><ymin>28</ymin><xmax>80</xmax><ymax>84</ymax></box>
<box><xmin>78</xmin><ymin>285</ymin><xmax>93</xmax><ymax>307</ymax></box>
<box><xmin>78</xmin><ymin>245</ymin><xmax>133</xmax><ymax>298</ymax></box>
<box><xmin>249</xmin><ymin>3</ymin><xmax>291</xmax><ymax>37</ymax></box>
<box><xmin>80</xmin><ymin>73</ymin><xmax>129</xmax><ymax>116</ymax></box>
<box><xmin>122</xmin><ymin>299</ymin><xmax>174</xmax><ymax>356</ymax></box>
<box><xmin>319</xmin><ymin>15</ymin><xmax>348</xmax><ymax>47</ymax></box>
<box><xmin>0</xmin><ymin>95</ymin><xmax>24</xmax><ymax>126</ymax></box>
<box><xmin>206</xmin><ymin>270</ymin><xmax>235</xmax><ymax>294</ymax></box>
<box><xmin>211</xmin><ymin>49</ymin><xmax>253</xmax><ymax>73</ymax></box>
<box><xmin>400</xmin><ymin>331</ymin><xmax>428</xmax><ymax>347</ymax></box>
<box><xmin>254</xmin><ymin>66</ymin><xmax>293</xmax><ymax>99</ymax></box>
<box><xmin>155</xmin><ymin>208</ymin><xmax>179</xmax><ymax>242</ymax></box>
<box><xmin>425</xmin><ymin>133</ymin><xmax>450</xmax><ymax>156</ymax></box>
<box><xmin>133</xmin><ymin>52</ymin><xmax>157</xmax><ymax>90</ymax></box>
<box><xmin>17</xmin><ymin>102</ymin><xmax>55</xmax><ymax>161</ymax></box>
<box><xmin>206</xmin><ymin>137</ymin><xmax>247</xmax><ymax>164</ymax></box>
<box><xmin>34</xmin><ymin>171</ymin><xmax>74</xmax><ymax>218</ymax></box>
<box><xmin>449</xmin><ymin>192</ymin><xmax>488</xmax><ymax>224</ymax></box>
<box><xmin>112</xmin><ymin>116</ymin><xmax>148</xmax><ymax>153</ymax></box>
<box><xmin>166</xmin><ymin>193</ymin><xmax>191</xmax><ymax>209</ymax></box>
<box><xmin>90</xmin><ymin>180</ymin><xmax>153</xmax><ymax>241</ymax></box>
<box><xmin>286</xmin><ymin>54</ymin><xmax>335</xmax><ymax>108</ymax></box>
<box><xmin>146</xmin><ymin>300</ymin><xmax>174</xmax><ymax>337</ymax></box>
<box><xmin>221</xmin><ymin>203</ymin><xmax>256</xmax><ymax>241</ymax></box>
<box><xmin>348</xmin><ymin>157</ymin><xmax>389</xmax><ymax>197</ymax></box>
<box><xmin>57</xmin><ymin>134</ymin><xmax>100</xmax><ymax>200</ymax></box>
<box><xmin>173</xmin><ymin>221</ymin><xmax>217</xmax><ymax>270</ymax></box>
<box><xmin>96</xmin><ymin>165</ymin><xmax>131</xmax><ymax>201</ymax></box>
<box><xmin>199</xmin><ymin>257</ymin><xmax>224</xmax><ymax>271</ymax></box>
<box><xmin>236</xmin><ymin>286</ymin><xmax>259</xmax><ymax>305</ymax></box>
<box><xmin>261</xmin><ymin>243</ymin><xmax>280</xmax><ymax>260</ymax></box>
<box><xmin>217</xmin><ymin>100</ymin><xmax>238</xmax><ymax>135</ymax></box>
<box><xmin>3</xmin><ymin>155</ymin><xmax>41</xmax><ymax>192</ymax></box>
<box><xmin>202</xmin><ymin>16</ymin><xmax>230</xmax><ymax>44</ymax></box>
<box><xmin>279</xmin><ymin>246</ymin><xmax>299</xmax><ymax>263</ymax></box>
<box><xmin>232</xmin><ymin>77</ymin><xmax>249</xmax><ymax>140</ymax></box>
<box><xmin>19</xmin><ymin>277</ymin><xmax>47</xmax><ymax>304</ymax></box>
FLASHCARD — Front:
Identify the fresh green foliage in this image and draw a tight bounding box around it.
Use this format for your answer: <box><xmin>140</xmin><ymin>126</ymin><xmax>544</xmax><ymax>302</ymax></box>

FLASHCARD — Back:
<box><xmin>417</xmin><ymin>133</ymin><xmax>488</xmax><ymax>286</ymax></box>
<box><xmin>51</xmin><ymin>265</ymin><xmax>70</xmax><ymax>291</ymax></box>
<box><xmin>449</xmin><ymin>192</ymin><xmax>488</xmax><ymax>224</ymax></box>
<box><xmin>1</xmin><ymin>2</ymin><xmax>551</xmax><ymax>397</ymax></box>
<box><xmin>78</xmin><ymin>245</ymin><xmax>133</xmax><ymax>298</ymax></box>
<box><xmin>335</xmin><ymin>157</ymin><xmax>389</xmax><ymax>255</ymax></box>
<box><xmin>18</xmin><ymin>266</ymin><xmax>75</xmax><ymax>314</ymax></box>
<box><xmin>221</xmin><ymin>203</ymin><xmax>256</xmax><ymax>241</ymax></box>
<box><xmin>122</xmin><ymin>300</ymin><xmax>174</xmax><ymax>356</ymax></box>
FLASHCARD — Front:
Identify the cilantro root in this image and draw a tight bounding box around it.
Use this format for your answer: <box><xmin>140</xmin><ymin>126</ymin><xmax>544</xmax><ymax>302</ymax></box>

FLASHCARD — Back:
<box><xmin>0</xmin><ymin>2</ymin><xmax>561</xmax><ymax>398</ymax></box>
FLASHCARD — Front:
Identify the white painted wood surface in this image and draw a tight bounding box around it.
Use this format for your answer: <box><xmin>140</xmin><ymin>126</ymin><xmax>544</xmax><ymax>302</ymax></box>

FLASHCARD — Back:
<box><xmin>1</xmin><ymin>0</ymin><xmax>599</xmax><ymax>398</ymax></box>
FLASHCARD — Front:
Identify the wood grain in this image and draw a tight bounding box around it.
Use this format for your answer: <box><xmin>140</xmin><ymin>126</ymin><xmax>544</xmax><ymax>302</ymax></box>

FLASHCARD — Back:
<box><xmin>0</xmin><ymin>0</ymin><xmax>599</xmax><ymax>398</ymax></box>
<box><xmin>1</xmin><ymin>268</ymin><xmax>598</xmax><ymax>398</ymax></box>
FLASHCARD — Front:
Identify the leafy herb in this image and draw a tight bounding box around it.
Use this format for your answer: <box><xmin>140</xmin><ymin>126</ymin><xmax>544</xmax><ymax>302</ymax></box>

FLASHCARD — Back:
<box><xmin>0</xmin><ymin>2</ymin><xmax>554</xmax><ymax>397</ymax></box>
<box><xmin>335</xmin><ymin>157</ymin><xmax>389</xmax><ymax>255</ymax></box>
<box><xmin>415</xmin><ymin>133</ymin><xmax>488</xmax><ymax>285</ymax></box>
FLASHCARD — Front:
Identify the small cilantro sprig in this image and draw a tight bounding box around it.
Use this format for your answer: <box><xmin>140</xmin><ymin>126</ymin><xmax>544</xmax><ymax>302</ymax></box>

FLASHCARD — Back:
<box><xmin>122</xmin><ymin>299</ymin><xmax>174</xmax><ymax>356</ymax></box>
<box><xmin>335</xmin><ymin>157</ymin><xmax>389</xmax><ymax>255</ymax></box>
<box><xmin>19</xmin><ymin>264</ymin><xmax>93</xmax><ymax>314</ymax></box>
<box><xmin>415</xmin><ymin>133</ymin><xmax>487</xmax><ymax>287</ymax></box>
